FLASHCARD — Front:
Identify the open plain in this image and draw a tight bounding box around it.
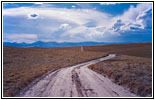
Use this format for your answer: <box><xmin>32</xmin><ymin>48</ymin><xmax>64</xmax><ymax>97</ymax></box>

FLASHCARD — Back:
<box><xmin>3</xmin><ymin>42</ymin><xmax>152</xmax><ymax>97</ymax></box>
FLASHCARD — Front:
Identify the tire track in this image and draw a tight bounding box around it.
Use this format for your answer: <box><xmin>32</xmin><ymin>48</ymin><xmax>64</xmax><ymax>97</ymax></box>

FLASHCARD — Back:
<box><xmin>19</xmin><ymin>54</ymin><xmax>138</xmax><ymax>97</ymax></box>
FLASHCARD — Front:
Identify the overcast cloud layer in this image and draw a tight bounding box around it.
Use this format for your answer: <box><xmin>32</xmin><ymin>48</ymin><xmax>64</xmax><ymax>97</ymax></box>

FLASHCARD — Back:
<box><xmin>3</xmin><ymin>3</ymin><xmax>152</xmax><ymax>43</ymax></box>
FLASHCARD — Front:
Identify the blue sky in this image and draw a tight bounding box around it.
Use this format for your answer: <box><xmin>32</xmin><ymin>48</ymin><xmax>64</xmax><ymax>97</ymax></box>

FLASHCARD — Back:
<box><xmin>3</xmin><ymin>2</ymin><xmax>152</xmax><ymax>43</ymax></box>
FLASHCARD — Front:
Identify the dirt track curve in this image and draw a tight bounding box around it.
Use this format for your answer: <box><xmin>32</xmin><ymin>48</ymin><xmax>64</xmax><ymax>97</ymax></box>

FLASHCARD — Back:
<box><xmin>18</xmin><ymin>54</ymin><xmax>137</xmax><ymax>97</ymax></box>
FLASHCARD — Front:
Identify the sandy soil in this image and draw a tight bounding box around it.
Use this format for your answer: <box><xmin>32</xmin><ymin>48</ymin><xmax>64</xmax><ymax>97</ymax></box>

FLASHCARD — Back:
<box><xmin>18</xmin><ymin>54</ymin><xmax>137</xmax><ymax>97</ymax></box>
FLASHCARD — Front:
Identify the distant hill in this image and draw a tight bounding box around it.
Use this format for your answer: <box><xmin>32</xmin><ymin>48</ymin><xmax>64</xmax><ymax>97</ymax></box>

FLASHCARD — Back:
<box><xmin>3</xmin><ymin>41</ymin><xmax>131</xmax><ymax>48</ymax></box>
<box><xmin>84</xmin><ymin>42</ymin><xmax>152</xmax><ymax>58</ymax></box>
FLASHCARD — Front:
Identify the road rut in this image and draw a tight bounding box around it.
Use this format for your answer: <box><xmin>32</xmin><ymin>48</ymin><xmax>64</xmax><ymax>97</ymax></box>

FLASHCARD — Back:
<box><xmin>18</xmin><ymin>54</ymin><xmax>137</xmax><ymax>97</ymax></box>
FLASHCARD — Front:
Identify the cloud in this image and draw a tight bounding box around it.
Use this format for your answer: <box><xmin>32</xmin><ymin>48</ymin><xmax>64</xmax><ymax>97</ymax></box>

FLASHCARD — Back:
<box><xmin>4</xmin><ymin>34</ymin><xmax>38</xmax><ymax>43</ymax></box>
<box><xmin>34</xmin><ymin>2</ymin><xmax>44</xmax><ymax>5</ymax></box>
<box><xmin>100</xmin><ymin>3</ymin><xmax>119</xmax><ymax>5</ymax></box>
<box><xmin>3</xmin><ymin>7</ymin><xmax>111</xmax><ymax>25</ymax></box>
<box><xmin>109</xmin><ymin>3</ymin><xmax>152</xmax><ymax>33</ymax></box>
<box><xmin>59</xmin><ymin>23</ymin><xmax>69</xmax><ymax>29</ymax></box>
<box><xmin>57</xmin><ymin>23</ymin><xmax>72</xmax><ymax>33</ymax></box>
<box><xmin>72</xmin><ymin>5</ymin><xmax>76</xmax><ymax>8</ymax></box>
<box><xmin>3</xmin><ymin>3</ymin><xmax>152</xmax><ymax>42</ymax></box>
<box><xmin>111</xmin><ymin>20</ymin><xmax>125</xmax><ymax>32</ymax></box>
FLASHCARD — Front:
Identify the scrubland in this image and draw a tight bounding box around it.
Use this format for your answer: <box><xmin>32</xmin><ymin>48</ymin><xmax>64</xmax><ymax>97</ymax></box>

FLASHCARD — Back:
<box><xmin>85</xmin><ymin>42</ymin><xmax>152</xmax><ymax>58</ymax></box>
<box><xmin>3</xmin><ymin>46</ymin><xmax>107</xmax><ymax>97</ymax></box>
<box><xmin>87</xmin><ymin>42</ymin><xmax>152</xmax><ymax>97</ymax></box>
<box><xmin>3</xmin><ymin>42</ymin><xmax>152</xmax><ymax>97</ymax></box>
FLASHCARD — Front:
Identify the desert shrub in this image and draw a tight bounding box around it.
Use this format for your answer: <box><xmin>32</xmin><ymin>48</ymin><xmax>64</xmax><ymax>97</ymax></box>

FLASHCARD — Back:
<box><xmin>88</xmin><ymin>64</ymin><xmax>95</xmax><ymax>69</ymax></box>
<box><xmin>89</xmin><ymin>55</ymin><xmax>152</xmax><ymax>97</ymax></box>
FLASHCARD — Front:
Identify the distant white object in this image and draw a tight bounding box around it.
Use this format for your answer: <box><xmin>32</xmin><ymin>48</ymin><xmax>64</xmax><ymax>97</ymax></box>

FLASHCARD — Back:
<box><xmin>81</xmin><ymin>46</ymin><xmax>84</xmax><ymax>52</ymax></box>
<box><xmin>72</xmin><ymin>5</ymin><xmax>76</xmax><ymax>8</ymax></box>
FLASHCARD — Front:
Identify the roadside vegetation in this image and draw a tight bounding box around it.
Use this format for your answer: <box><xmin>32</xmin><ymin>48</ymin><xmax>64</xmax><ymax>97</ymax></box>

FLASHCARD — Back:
<box><xmin>3</xmin><ymin>46</ymin><xmax>107</xmax><ymax>97</ymax></box>
<box><xmin>89</xmin><ymin>55</ymin><xmax>152</xmax><ymax>97</ymax></box>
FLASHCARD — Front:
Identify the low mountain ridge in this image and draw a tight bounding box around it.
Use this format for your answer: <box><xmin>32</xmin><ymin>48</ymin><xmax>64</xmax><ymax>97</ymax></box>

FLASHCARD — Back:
<box><xmin>3</xmin><ymin>41</ymin><xmax>129</xmax><ymax>48</ymax></box>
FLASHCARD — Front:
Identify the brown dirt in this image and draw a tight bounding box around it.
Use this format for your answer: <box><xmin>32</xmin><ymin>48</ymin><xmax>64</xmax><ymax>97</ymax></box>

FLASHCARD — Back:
<box><xmin>3</xmin><ymin>46</ymin><xmax>107</xmax><ymax>97</ymax></box>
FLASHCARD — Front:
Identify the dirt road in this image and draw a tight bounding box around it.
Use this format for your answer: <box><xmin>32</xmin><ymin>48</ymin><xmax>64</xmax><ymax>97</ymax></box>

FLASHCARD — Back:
<box><xmin>18</xmin><ymin>54</ymin><xmax>137</xmax><ymax>97</ymax></box>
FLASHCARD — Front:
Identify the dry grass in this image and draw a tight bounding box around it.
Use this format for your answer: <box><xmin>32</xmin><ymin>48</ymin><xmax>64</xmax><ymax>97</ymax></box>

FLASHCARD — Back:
<box><xmin>3</xmin><ymin>46</ymin><xmax>107</xmax><ymax>97</ymax></box>
<box><xmin>85</xmin><ymin>42</ymin><xmax>152</xmax><ymax>58</ymax></box>
<box><xmin>88</xmin><ymin>55</ymin><xmax>152</xmax><ymax>97</ymax></box>
<box><xmin>3</xmin><ymin>42</ymin><xmax>152</xmax><ymax>97</ymax></box>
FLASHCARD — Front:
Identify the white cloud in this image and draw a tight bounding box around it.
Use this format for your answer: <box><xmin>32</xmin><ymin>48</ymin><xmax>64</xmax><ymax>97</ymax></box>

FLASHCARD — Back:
<box><xmin>4</xmin><ymin>34</ymin><xmax>38</xmax><ymax>43</ymax></box>
<box><xmin>34</xmin><ymin>2</ymin><xmax>44</xmax><ymax>5</ymax></box>
<box><xmin>6</xmin><ymin>34</ymin><xmax>37</xmax><ymax>39</ymax></box>
<box><xmin>58</xmin><ymin>24</ymin><xmax>72</xmax><ymax>32</ymax></box>
<box><xmin>59</xmin><ymin>23</ymin><xmax>69</xmax><ymax>28</ymax></box>
<box><xmin>110</xmin><ymin>3</ymin><xmax>152</xmax><ymax>33</ymax></box>
<box><xmin>72</xmin><ymin>5</ymin><xmax>76</xmax><ymax>8</ymax></box>
<box><xmin>3</xmin><ymin>7</ymin><xmax>111</xmax><ymax>25</ymax></box>
<box><xmin>100</xmin><ymin>3</ymin><xmax>119</xmax><ymax>5</ymax></box>
<box><xmin>120</xmin><ymin>3</ymin><xmax>152</xmax><ymax>22</ymax></box>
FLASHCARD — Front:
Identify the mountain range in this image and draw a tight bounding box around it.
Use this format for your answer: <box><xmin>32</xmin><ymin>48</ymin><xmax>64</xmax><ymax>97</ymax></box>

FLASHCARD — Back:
<box><xmin>3</xmin><ymin>41</ymin><xmax>131</xmax><ymax>48</ymax></box>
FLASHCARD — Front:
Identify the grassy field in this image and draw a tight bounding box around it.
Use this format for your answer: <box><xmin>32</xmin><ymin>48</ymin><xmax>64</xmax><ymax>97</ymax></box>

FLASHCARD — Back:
<box><xmin>88</xmin><ymin>42</ymin><xmax>152</xmax><ymax>97</ymax></box>
<box><xmin>3</xmin><ymin>42</ymin><xmax>152</xmax><ymax>97</ymax></box>
<box><xmin>88</xmin><ymin>55</ymin><xmax>152</xmax><ymax>96</ymax></box>
<box><xmin>3</xmin><ymin>46</ymin><xmax>107</xmax><ymax>97</ymax></box>
<box><xmin>85</xmin><ymin>42</ymin><xmax>152</xmax><ymax>58</ymax></box>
